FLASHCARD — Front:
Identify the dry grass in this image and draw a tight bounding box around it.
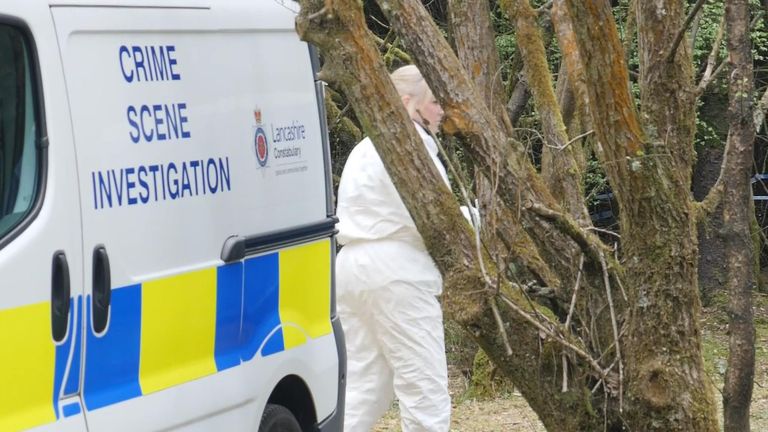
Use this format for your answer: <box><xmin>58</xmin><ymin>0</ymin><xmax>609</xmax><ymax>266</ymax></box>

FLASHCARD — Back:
<box><xmin>372</xmin><ymin>292</ymin><xmax>768</xmax><ymax>432</ymax></box>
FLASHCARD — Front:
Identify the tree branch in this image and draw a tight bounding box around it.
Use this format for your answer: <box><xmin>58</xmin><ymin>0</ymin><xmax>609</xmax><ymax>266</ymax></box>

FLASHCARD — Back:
<box><xmin>497</xmin><ymin>293</ymin><xmax>607</xmax><ymax>379</ymax></box>
<box><xmin>449</xmin><ymin>0</ymin><xmax>513</xmax><ymax>134</ymax></box>
<box><xmin>665</xmin><ymin>0</ymin><xmax>708</xmax><ymax>64</ymax></box>
<box><xmin>503</xmin><ymin>0</ymin><xmax>590</xmax><ymax>223</ymax></box>
<box><xmin>695</xmin><ymin>137</ymin><xmax>729</xmax><ymax>222</ymax></box>
<box><xmin>524</xmin><ymin>201</ymin><xmax>609</xmax><ymax>264</ymax></box>
<box><xmin>598</xmin><ymin>250</ymin><xmax>624</xmax><ymax>411</ymax></box>
<box><xmin>696</xmin><ymin>15</ymin><xmax>725</xmax><ymax>96</ymax></box>
<box><xmin>371</xmin><ymin>33</ymin><xmax>412</xmax><ymax>64</ymax></box>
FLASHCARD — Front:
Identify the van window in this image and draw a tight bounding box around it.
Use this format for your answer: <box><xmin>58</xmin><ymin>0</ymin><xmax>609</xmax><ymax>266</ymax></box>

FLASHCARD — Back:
<box><xmin>0</xmin><ymin>25</ymin><xmax>39</xmax><ymax>239</ymax></box>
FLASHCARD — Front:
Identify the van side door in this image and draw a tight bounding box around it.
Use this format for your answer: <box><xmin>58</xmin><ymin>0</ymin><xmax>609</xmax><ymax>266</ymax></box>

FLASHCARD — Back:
<box><xmin>0</xmin><ymin>2</ymin><xmax>87</xmax><ymax>431</ymax></box>
<box><xmin>51</xmin><ymin>3</ymin><xmax>253</xmax><ymax>431</ymax></box>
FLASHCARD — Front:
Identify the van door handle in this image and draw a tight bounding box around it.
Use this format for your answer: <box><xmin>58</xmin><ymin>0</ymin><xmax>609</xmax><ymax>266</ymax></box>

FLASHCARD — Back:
<box><xmin>51</xmin><ymin>251</ymin><xmax>71</xmax><ymax>342</ymax></box>
<box><xmin>92</xmin><ymin>245</ymin><xmax>111</xmax><ymax>334</ymax></box>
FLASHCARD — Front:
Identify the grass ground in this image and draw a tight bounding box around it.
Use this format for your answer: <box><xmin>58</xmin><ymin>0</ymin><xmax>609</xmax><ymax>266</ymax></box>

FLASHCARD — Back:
<box><xmin>373</xmin><ymin>291</ymin><xmax>768</xmax><ymax>432</ymax></box>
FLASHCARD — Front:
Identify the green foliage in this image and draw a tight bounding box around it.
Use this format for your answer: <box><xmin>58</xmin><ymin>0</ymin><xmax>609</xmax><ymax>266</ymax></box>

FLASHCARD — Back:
<box><xmin>584</xmin><ymin>158</ymin><xmax>610</xmax><ymax>207</ymax></box>
<box><xmin>495</xmin><ymin>33</ymin><xmax>517</xmax><ymax>84</ymax></box>
<box><xmin>749</xmin><ymin>0</ymin><xmax>768</xmax><ymax>61</ymax></box>
<box><xmin>695</xmin><ymin>115</ymin><xmax>723</xmax><ymax>150</ymax></box>
<box><xmin>495</xmin><ymin>33</ymin><xmax>516</xmax><ymax>64</ymax></box>
<box><xmin>692</xmin><ymin>2</ymin><xmax>725</xmax><ymax>69</ymax></box>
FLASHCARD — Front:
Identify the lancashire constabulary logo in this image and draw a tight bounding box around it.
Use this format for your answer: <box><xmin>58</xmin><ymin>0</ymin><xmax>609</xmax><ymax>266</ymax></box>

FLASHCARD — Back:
<box><xmin>254</xmin><ymin>108</ymin><xmax>268</xmax><ymax>167</ymax></box>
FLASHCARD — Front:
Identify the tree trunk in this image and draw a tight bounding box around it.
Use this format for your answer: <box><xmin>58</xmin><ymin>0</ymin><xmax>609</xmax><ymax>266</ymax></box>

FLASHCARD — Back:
<box><xmin>557</xmin><ymin>1</ymin><xmax>718</xmax><ymax>430</ymax></box>
<box><xmin>722</xmin><ymin>1</ymin><xmax>757</xmax><ymax>430</ymax></box>
<box><xmin>448</xmin><ymin>0</ymin><xmax>511</xmax><ymax>134</ymax></box>
<box><xmin>297</xmin><ymin>0</ymin><xmax>729</xmax><ymax>430</ymax></box>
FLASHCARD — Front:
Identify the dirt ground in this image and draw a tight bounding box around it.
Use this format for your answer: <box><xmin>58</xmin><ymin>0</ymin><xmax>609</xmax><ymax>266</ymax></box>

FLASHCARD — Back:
<box><xmin>373</xmin><ymin>292</ymin><xmax>768</xmax><ymax>432</ymax></box>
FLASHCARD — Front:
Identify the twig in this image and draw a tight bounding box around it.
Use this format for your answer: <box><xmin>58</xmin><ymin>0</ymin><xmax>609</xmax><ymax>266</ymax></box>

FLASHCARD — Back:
<box><xmin>666</xmin><ymin>0</ymin><xmax>708</xmax><ymax>64</ymax></box>
<box><xmin>378</xmin><ymin>29</ymin><xmax>395</xmax><ymax>49</ymax></box>
<box><xmin>497</xmin><ymin>294</ymin><xmax>607</xmax><ymax>379</ymax></box>
<box><xmin>542</xmin><ymin>129</ymin><xmax>594</xmax><ymax>151</ymax></box>
<box><xmin>607</xmin><ymin>242</ymin><xmax>628</xmax><ymax>302</ymax></box>
<box><xmin>603</xmin><ymin>381</ymin><xmax>609</xmax><ymax>432</ymax></box>
<box><xmin>525</xmin><ymin>202</ymin><xmax>607</xmax><ymax>264</ymax></box>
<box><xmin>335</xmin><ymin>103</ymin><xmax>352</xmax><ymax>126</ymax></box>
<box><xmin>307</xmin><ymin>4</ymin><xmax>330</xmax><ymax>20</ymax></box>
<box><xmin>586</xmin><ymin>226</ymin><xmax>621</xmax><ymax>238</ymax></box>
<box><xmin>696</xmin><ymin>15</ymin><xmax>725</xmax><ymax>95</ymax></box>
<box><xmin>536</xmin><ymin>0</ymin><xmax>553</xmax><ymax>14</ymax></box>
<box><xmin>595</xmin><ymin>324</ymin><xmax>629</xmax><ymax>364</ymax></box>
<box><xmin>368</xmin><ymin>13</ymin><xmax>389</xmax><ymax>31</ymax></box>
<box><xmin>564</xmin><ymin>129</ymin><xmax>594</xmax><ymax>148</ymax></box>
<box><xmin>599</xmin><ymin>251</ymin><xmax>624</xmax><ymax>412</ymax></box>
<box><xmin>613</xmin><ymin>265</ymin><xmax>628</xmax><ymax>303</ymax></box>
<box><xmin>562</xmin><ymin>354</ymin><xmax>569</xmax><ymax>393</ymax></box>
<box><xmin>491</xmin><ymin>298</ymin><xmax>513</xmax><ymax>356</ymax></box>
<box><xmin>370</xmin><ymin>33</ymin><xmax>411</xmax><ymax>64</ymax></box>
<box><xmin>562</xmin><ymin>254</ymin><xmax>584</xmax><ymax>392</ymax></box>
<box><xmin>565</xmin><ymin>254</ymin><xmax>585</xmax><ymax>330</ymax></box>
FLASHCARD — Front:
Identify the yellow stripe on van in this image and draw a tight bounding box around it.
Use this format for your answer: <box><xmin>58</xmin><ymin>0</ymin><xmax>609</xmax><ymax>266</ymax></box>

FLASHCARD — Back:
<box><xmin>139</xmin><ymin>268</ymin><xmax>218</xmax><ymax>394</ymax></box>
<box><xmin>279</xmin><ymin>240</ymin><xmax>332</xmax><ymax>349</ymax></box>
<box><xmin>0</xmin><ymin>302</ymin><xmax>56</xmax><ymax>430</ymax></box>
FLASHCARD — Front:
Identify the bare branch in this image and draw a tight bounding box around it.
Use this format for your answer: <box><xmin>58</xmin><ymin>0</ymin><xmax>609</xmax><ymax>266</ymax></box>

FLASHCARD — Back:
<box><xmin>449</xmin><ymin>0</ymin><xmax>512</xmax><ymax>133</ymax></box>
<box><xmin>565</xmin><ymin>254</ymin><xmax>585</xmax><ymax>329</ymax></box>
<box><xmin>562</xmin><ymin>253</ymin><xmax>584</xmax><ymax>391</ymax></box>
<box><xmin>525</xmin><ymin>201</ymin><xmax>609</xmax><ymax>263</ymax></box>
<box><xmin>491</xmin><ymin>298</ymin><xmax>514</xmax><ymax>356</ymax></box>
<box><xmin>665</xmin><ymin>0</ymin><xmax>708</xmax><ymax>64</ymax></box>
<box><xmin>536</xmin><ymin>0</ymin><xmax>553</xmax><ymax>13</ymax></box>
<box><xmin>497</xmin><ymin>293</ymin><xmax>608</xmax><ymax>379</ymax></box>
<box><xmin>696</xmin><ymin>15</ymin><xmax>725</xmax><ymax>95</ymax></box>
<box><xmin>695</xmin><ymin>137</ymin><xmax>729</xmax><ymax>221</ymax></box>
<box><xmin>599</xmin><ymin>251</ymin><xmax>624</xmax><ymax>411</ymax></box>
<box><xmin>562</xmin><ymin>129</ymin><xmax>595</xmax><ymax>149</ymax></box>
<box><xmin>370</xmin><ymin>33</ymin><xmax>412</xmax><ymax>64</ymax></box>
<box><xmin>586</xmin><ymin>226</ymin><xmax>621</xmax><ymax>238</ymax></box>
<box><xmin>502</xmin><ymin>0</ymin><xmax>589</xmax><ymax>222</ymax></box>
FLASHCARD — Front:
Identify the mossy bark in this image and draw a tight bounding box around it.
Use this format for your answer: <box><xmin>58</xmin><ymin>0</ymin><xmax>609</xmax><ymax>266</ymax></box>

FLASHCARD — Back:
<box><xmin>297</xmin><ymin>0</ymin><xmax>725</xmax><ymax>430</ymax></box>
<box><xmin>558</xmin><ymin>1</ymin><xmax>719</xmax><ymax>430</ymax></box>
<box><xmin>503</xmin><ymin>0</ymin><xmax>588</xmax><ymax>225</ymax></box>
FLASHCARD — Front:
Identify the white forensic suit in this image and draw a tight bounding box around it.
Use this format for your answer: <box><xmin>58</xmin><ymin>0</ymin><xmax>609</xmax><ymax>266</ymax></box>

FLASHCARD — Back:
<box><xmin>336</xmin><ymin>123</ymin><xmax>451</xmax><ymax>432</ymax></box>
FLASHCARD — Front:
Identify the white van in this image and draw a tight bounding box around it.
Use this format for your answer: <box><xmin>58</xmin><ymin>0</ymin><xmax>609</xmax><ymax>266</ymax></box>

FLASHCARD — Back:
<box><xmin>0</xmin><ymin>1</ymin><xmax>344</xmax><ymax>431</ymax></box>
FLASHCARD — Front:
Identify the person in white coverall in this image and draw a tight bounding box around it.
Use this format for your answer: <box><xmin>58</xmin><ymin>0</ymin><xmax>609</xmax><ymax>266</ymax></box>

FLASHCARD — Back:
<box><xmin>335</xmin><ymin>65</ymin><xmax>451</xmax><ymax>432</ymax></box>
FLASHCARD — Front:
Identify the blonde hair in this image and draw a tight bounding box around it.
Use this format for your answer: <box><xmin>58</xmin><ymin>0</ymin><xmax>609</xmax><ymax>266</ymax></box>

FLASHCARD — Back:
<box><xmin>390</xmin><ymin>65</ymin><xmax>433</xmax><ymax>119</ymax></box>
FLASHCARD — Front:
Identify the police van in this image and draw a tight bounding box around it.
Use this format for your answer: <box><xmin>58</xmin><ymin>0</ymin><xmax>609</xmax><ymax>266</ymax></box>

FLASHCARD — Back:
<box><xmin>0</xmin><ymin>1</ymin><xmax>344</xmax><ymax>431</ymax></box>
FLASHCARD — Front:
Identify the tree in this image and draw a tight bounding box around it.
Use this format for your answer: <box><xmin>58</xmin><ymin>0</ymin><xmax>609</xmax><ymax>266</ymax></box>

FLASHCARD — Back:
<box><xmin>296</xmin><ymin>0</ymin><xmax>758</xmax><ymax>430</ymax></box>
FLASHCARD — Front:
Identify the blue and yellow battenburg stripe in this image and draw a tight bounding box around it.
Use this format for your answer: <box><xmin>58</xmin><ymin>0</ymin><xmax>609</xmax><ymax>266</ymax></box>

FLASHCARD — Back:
<box><xmin>0</xmin><ymin>239</ymin><xmax>332</xmax><ymax>430</ymax></box>
<box><xmin>0</xmin><ymin>296</ymin><xmax>83</xmax><ymax>430</ymax></box>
